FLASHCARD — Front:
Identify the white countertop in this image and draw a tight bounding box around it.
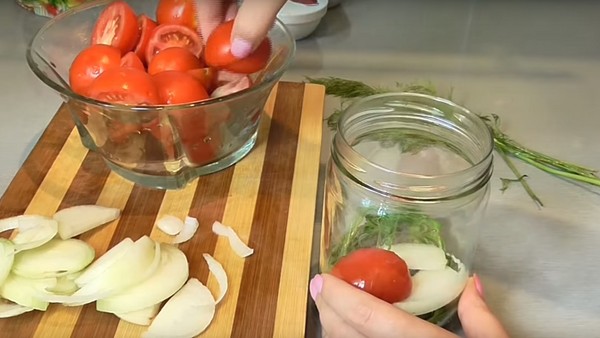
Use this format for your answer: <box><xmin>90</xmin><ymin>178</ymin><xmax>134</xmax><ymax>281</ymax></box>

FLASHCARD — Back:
<box><xmin>2</xmin><ymin>1</ymin><xmax>600</xmax><ymax>337</ymax></box>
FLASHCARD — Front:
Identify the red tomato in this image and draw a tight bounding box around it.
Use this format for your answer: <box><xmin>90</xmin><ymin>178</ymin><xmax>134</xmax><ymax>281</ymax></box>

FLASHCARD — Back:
<box><xmin>152</xmin><ymin>70</ymin><xmax>209</xmax><ymax>105</ymax></box>
<box><xmin>204</xmin><ymin>20</ymin><xmax>271</xmax><ymax>74</ymax></box>
<box><xmin>156</xmin><ymin>0</ymin><xmax>198</xmax><ymax>30</ymax></box>
<box><xmin>120</xmin><ymin>51</ymin><xmax>145</xmax><ymax>71</ymax></box>
<box><xmin>69</xmin><ymin>44</ymin><xmax>122</xmax><ymax>95</ymax></box>
<box><xmin>87</xmin><ymin>67</ymin><xmax>159</xmax><ymax>105</ymax></box>
<box><xmin>331</xmin><ymin>248</ymin><xmax>412</xmax><ymax>304</ymax></box>
<box><xmin>134</xmin><ymin>15</ymin><xmax>158</xmax><ymax>64</ymax></box>
<box><xmin>145</xmin><ymin>24</ymin><xmax>203</xmax><ymax>63</ymax></box>
<box><xmin>187</xmin><ymin>67</ymin><xmax>217</xmax><ymax>93</ymax></box>
<box><xmin>91</xmin><ymin>1</ymin><xmax>140</xmax><ymax>54</ymax></box>
<box><xmin>148</xmin><ymin>47</ymin><xmax>203</xmax><ymax>75</ymax></box>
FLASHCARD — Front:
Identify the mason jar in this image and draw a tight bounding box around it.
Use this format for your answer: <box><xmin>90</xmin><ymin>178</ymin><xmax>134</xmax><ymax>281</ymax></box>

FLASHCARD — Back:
<box><xmin>321</xmin><ymin>92</ymin><xmax>494</xmax><ymax>326</ymax></box>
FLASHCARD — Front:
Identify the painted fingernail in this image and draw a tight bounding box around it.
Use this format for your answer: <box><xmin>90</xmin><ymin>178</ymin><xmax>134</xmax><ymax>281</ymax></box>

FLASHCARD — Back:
<box><xmin>474</xmin><ymin>273</ymin><xmax>484</xmax><ymax>298</ymax></box>
<box><xmin>231</xmin><ymin>38</ymin><xmax>253</xmax><ymax>59</ymax></box>
<box><xmin>309</xmin><ymin>274</ymin><xmax>323</xmax><ymax>301</ymax></box>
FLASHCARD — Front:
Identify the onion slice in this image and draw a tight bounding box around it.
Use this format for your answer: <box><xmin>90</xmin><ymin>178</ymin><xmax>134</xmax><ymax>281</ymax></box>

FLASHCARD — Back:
<box><xmin>211</xmin><ymin>221</ymin><xmax>254</xmax><ymax>258</ymax></box>
<box><xmin>0</xmin><ymin>238</ymin><xmax>15</xmax><ymax>286</ymax></box>
<box><xmin>115</xmin><ymin>303</ymin><xmax>161</xmax><ymax>326</ymax></box>
<box><xmin>54</xmin><ymin>205</ymin><xmax>121</xmax><ymax>240</ymax></box>
<box><xmin>0</xmin><ymin>299</ymin><xmax>34</xmax><ymax>318</ymax></box>
<box><xmin>156</xmin><ymin>215</ymin><xmax>184</xmax><ymax>236</ymax></box>
<box><xmin>144</xmin><ymin>278</ymin><xmax>216</xmax><ymax>338</ymax></box>
<box><xmin>0</xmin><ymin>274</ymin><xmax>56</xmax><ymax>311</ymax></box>
<box><xmin>11</xmin><ymin>216</ymin><xmax>58</xmax><ymax>252</ymax></box>
<box><xmin>172</xmin><ymin>217</ymin><xmax>199</xmax><ymax>244</ymax></box>
<box><xmin>202</xmin><ymin>253</ymin><xmax>228</xmax><ymax>304</ymax></box>
<box><xmin>74</xmin><ymin>238</ymin><xmax>134</xmax><ymax>287</ymax></box>
<box><xmin>388</xmin><ymin>243</ymin><xmax>447</xmax><ymax>271</ymax></box>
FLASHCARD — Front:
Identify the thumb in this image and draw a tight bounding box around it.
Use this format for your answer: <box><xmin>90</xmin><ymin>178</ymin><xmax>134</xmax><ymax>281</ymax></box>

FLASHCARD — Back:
<box><xmin>458</xmin><ymin>275</ymin><xmax>510</xmax><ymax>338</ymax></box>
<box><xmin>230</xmin><ymin>0</ymin><xmax>287</xmax><ymax>58</ymax></box>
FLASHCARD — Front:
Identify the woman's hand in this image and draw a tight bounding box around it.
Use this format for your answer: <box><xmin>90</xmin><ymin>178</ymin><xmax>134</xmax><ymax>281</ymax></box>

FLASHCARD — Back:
<box><xmin>310</xmin><ymin>273</ymin><xmax>509</xmax><ymax>338</ymax></box>
<box><xmin>193</xmin><ymin>0</ymin><xmax>287</xmax><ymax>58</ymax></box>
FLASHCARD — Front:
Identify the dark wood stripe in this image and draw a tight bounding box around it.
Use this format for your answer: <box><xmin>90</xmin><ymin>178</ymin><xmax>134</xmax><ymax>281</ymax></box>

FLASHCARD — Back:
<box><xmin>70</xmin><ymin>185</ymin><xmax>165</xmax><ymax>338</ymax></box>
<box><xmin>59</xmin><ymin>152</ymin><xmax>111</xmax><ymax>210</ymax></box>
<box><xmin>232</xmin><ymin>82</ymin><xmax>305</xmax><ymax>337</ymax></box>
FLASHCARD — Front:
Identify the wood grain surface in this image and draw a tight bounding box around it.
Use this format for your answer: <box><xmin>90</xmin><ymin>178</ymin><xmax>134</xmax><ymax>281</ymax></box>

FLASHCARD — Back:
<box><xmin>0</xmin><ymin>82</ymin><xmax>325</xmax><ymax>338</ymax></box>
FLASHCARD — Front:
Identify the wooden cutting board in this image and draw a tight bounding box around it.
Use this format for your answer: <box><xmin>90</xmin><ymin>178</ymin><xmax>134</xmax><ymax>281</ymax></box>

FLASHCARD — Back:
<box><xmin>0</xmin><ymin>82</ymin><xmax>325</xmax><ymax>338</ymax></box>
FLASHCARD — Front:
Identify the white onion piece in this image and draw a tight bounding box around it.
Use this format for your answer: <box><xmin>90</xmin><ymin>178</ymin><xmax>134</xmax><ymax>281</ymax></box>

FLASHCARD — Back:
<box><xmin>46</xmin><ymin>275</ymin><xmax>79</xmax><ymax>295</ymax></box>
<box><xmin>202</xmin><ymin>253</ymin><xmax>228</xmax><ymax>304</ymax></box>
<box><xmin>0</xmin><ymin>299</ymin><xmax>34</xmax><ymax>318</ymax></box>
<box><xmin>388</xmin><ymin>243</ymin><xmax>447</xmax><ymax>271</ymax></box>
<box><xmin>75</xmin><ymin>238</ymin><xmax>134</xmax><ymax>287</ymax></box>
<box><xmin>70</xmin><ymin>236</ymin><xmax>161</xmax><ymax>304</ymax></box>
<box><xmin>0</xmin><ymin>238</ymin><xmax>15</xmax><ymax>286</ymax></box>
<box><xmin>144</xmin><ymin>278</ymin><xmax>216</xmax><ymax>338</ymax></box>
<box><xmin>0</xmin><ymin>274</ymin><xmax>56</xmax><ymax>311</ymax></box>
<box><xmin>155</xmin><ymin>215</ymin><xmax>184</xmax><ymax>236</ymax></box>
<box><xmin>11</xmin><ymin>216</ymin><xmax>58</xmax><ymax>252</ymax></box>
<box><xmin>0</xmin><ymin>215</ymin><xmax>51</xmax><ymax>233</ymax></box>
<box><xmin>97</xmin><ymin>244</ymin><xmax>189</xmax><ymax>314</ymax></box>
<box><xmin>210</xmin><ymin>76</ymin><xmax>251</xmax><ymax>98</ymax></box>
<box><xmin>394</xmin><ymin>259</ymin><xmax>468</xmax><ymax>315</ymax></box>
<box><xmin>172</xmin><ymin>217</ymin><xmax>199</xmax><ymax>244</ymax></box>
<box><xmin>54</xmin><ymin>205</ymin><xmax>121</xmax><ymax>240</ymax></box>
<box><xmin>211</xmin><ymin>221</ymin><xmax>254</xmax><ymax>258</ymax></box>
<box><xmin>12</xmin><ymin>239</ymin><xmax>95</xmax><ymax>279</ymax></box>
<box><xmin>115</xmin><ymin>303</ymin><xmax>161</xmax><ymax>326</ymax></box>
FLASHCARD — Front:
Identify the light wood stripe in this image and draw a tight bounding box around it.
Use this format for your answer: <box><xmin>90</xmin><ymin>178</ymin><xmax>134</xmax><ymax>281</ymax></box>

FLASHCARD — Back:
<box><xmin>202</xmin><ymin>84</ymin><xmax>278</xmax><ymax>337</ymax></box>
<box><xmin>273</xmin><ymin>84</ymin><xmax>324</xmax><ymax>337</ymax></box>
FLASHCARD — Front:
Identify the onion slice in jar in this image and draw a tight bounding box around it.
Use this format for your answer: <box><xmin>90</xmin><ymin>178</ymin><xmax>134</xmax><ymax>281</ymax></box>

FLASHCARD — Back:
<box><xmin>0</xmin><ymin>239</ymin><xmax>15</xmax><ymax>286</ymax></box>
<box><xmin>144</xmin><ymin>278</ymin><xmax>216</xmax><ymax>338</ymax></box>
<box><xmin>172</xmin><ymin>217</ymin><xmax>199</xmax><ymax>244</ymax></box>
<box><xmin>155</xmin><ymin>215</ymin><xmax>184</xmax><ymax>236</ymax></box>
<box><xmin>115</xmin><ymin>303</ymin><xmax>161</xmax><ymax>326</ymax></box>
<box><xmin>11</xmin><ymin>216</ymin><xmax>58</xmax><ymax>252</ymax></box>
<box><xmin>211</xmin><ymin>221</ymin><xmax>254</xmax><ymax>258</ymax></box>
<box><xmin>388</xmin><ymin>243</ymin><xmax>447</xmax><ymax>271</ymax></box>
<box><xmin>203</xmin><ymin>253</ymin><xmax>227</xmax><ymax>304</ymax></box>
<box><xmin>53</xmin><ymin>205</ymin><xmax>121</xmax><ymax>239</ymax></box>
<box><xmin>0</xmin><ymin>274</ymin><xmax>56</xmax><ymax>311</ymax></box>
<box><xmin>74</xmin><ymin>238</ymin><xmax>134</xmax><ymax>287</ymax></box>
<box><xmin>0</xmin><ymin>299</ymin><xmax>34</xmax><ymax>318</ymax></box>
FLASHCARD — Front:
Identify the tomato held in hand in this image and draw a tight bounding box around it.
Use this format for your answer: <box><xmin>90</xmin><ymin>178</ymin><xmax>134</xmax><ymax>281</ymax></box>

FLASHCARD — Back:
<box><xmin>148</xmin><ymin>47</ymin><xmax>203</xmax><ymax>75</ymax></box>
<box><xmin>145</xmin><ymin>24</ymin><xmax>203</xmax><ymax>63</ymax></box>
<box><xmin>69</xmin><ymin>44</ymin><xmax>122</xmax><ymax>95</ymax></box>
<box><xmin>156</xmin><ymin>0</ymin><xmax>198</xmax><ymax>30</ymax></box>
<box><xmin>331</xmin><ymin>248</ymin><xmax>412</xmax><ymax>304</ymax></box>
<box><xmin>204</xmin><ymin>20</ymin><xmax>271</xmax><ymax>74</ymax></box>
<box><xmin>87</xmin><ymin>67</ymin><xmax>159</xmax><ymax>105</ymax></box>
<box><xmin>91</xmin><ymin>1</ymin><xmax>140</xmax><ymax>54</ymax></box>
<box><xmin>134</xmin><ymin>15</ymin><xmax>158</xmax><ymax>64</ymax></box>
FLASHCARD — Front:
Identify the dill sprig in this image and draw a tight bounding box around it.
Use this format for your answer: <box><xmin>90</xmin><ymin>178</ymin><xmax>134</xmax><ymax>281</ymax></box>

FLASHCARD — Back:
<box><xmin>307</xmin><ymin>76</ymin><xmax>600</xmax><ymax>207</ymax></box>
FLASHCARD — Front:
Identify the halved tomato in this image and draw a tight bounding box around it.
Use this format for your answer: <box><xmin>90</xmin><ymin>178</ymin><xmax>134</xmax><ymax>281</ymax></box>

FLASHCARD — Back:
<box><xmin>145</xmin><ymin>24</ymin><xmax>203</xmax><ymax>64</ymax></box>
<box><xmin>87</xmin><ymin>67</ymin><xmax>159</xmax><ymax>105</ymax></box>
<box><xmin>69</xmin><ymin>44</ymin><xmax>122</xmax><ymax>95</ymax></box>
<box><xmin>187</xmin><ymin>67</ymin><xmax>217</xmax><ymax>94</ymax></box>
<box><xmin>120</xmin><ymin>51</ymin><xmax>145</xmax><ymax>71</ymax></box>
<box><xmin>204</xmin><ymin>20</ymin><xmax>271</xmax><ymax>74</ymax></box>
<box><xmin>134</xmin><ymin>15</ymin><xmax>158</xmax><ymax>64</ymax></box>
<box><xmin>152</xmin><ymin>70</ymin><xmax>209</xmax><ymax>105</ymax></box>
<box><xmin>156</xmin><ymin>0</ymin><xmax>198</xmax><ymax>30</ymax></box>
<box><xmin>148</xmin><ymin>47</ymin><xmax>203</xmax><ymax>75</ymax></box>
<box><xmin>91</xmin><ymin>1</ymin><xmax>140</xmax><ymax>54</ymax></box>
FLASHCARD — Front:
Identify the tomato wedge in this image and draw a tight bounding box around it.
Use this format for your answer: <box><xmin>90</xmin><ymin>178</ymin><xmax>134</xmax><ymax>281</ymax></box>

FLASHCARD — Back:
<box><xmin>69</xmin><ymin>44</ymin><xmax>122</xmax><ymax>95</ymax></box>
<box><xmin>148</xmin><ymin>47</ymin><xmax>203</xmax><ymax>75</ymax></box>
<box><xmin>152</xmin><ymin>70</ymin><xmax>209</xmax><ymax>105</ymax></box>
<box><xmin>87</xmin><ymin>67</ymin><xmax>159</xmax><ymax>105</ymax></box>
<box><xmin>145</xmin><ymin>24</ymin><xmax>203</xmax><ymax>64</ymax></box>
<box><xmin>187</xmin><ymin>67</ymin><xmax>217</xmax><ymax>93</ymax></box>
<box><xmin>120</xmin><ymin>51</ymin><xmax>145</xmax><ymax>71</ymax></box>
<box><xmin>204</xmin><ymin>20</ymin><xmax>271</xmax><ymax>74</ymax></box>
<box><xmin>156</xmin><ymin>0</ymin><xmax>198</xmax><ymax>30</ymax></box>
<box><xmin>134</xmin><ymin>15</ymin><xmax>158</xmax><ymax>64</ymax></box>
<box><xmin>91</xmin><ymin>1</ymin><xmax>140</xmax><ymax>54</ymax></box>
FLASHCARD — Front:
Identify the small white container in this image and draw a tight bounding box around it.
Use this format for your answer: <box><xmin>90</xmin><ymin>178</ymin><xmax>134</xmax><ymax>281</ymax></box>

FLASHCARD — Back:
<box><xmin>277</xmin><ymin>0</ymin><xmax>328</xmax><ymax>40</ymax></box>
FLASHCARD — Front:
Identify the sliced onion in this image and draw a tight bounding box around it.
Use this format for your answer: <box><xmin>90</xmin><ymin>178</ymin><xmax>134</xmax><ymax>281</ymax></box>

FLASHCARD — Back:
<box><xmin>12</xmin><ymin>239</ymin><xmax>95</xmax><ymax>279</ymax></box>
<box><xmin>54</xmin><ymin>205</ymin><xmax>121</xmax><ymax>240</ymax></box>
<box><xmin>46</xmin><ymin>273</ymin><xmax>81</xmax><ymax>296</ymax></box>
<box><xmin>173</xmin><ymin>217</ymin><xmax>199</xmax><ymax>244</ymax></box>
<box><xmin>388</xmin><ymin>243</ymin><xmax>447</xmax><ymax>271</ymax></box>
<box><xmin>11</xmin><ymin>216</ymin><xmax>58</xmax><ymax>252</ymax></box>
<box><xmin>0</xmin><ymin>238</ymin><xmax>15</xmax><ymax>286</ymax></box>
<box><xmin>74</xmin><ymin>238</ymin><xmax>134</xmax><ymax>287</ymax></box>
<box><xmin>211</xmin><ymin>221</ymin><xmax>254</xmax><ymax>258</ymax></box>
<box><xmin>394</xmin><ymin>258</ymin><xmax>468</xmax><ymax>315</ymax></box>
<box><xmin>155</xmin><ymin>215</ymin><xmax>184</xmax><ymax>236</ymax></box>
<box><xmin>144</xmin><ymin>278</ymin><xmax>216</xmax><ymax>338</ymax></box>
<box><xmin>0</xmin><ymin>215</ymin><xmax>49</xmax><ymax>233</ymax></box>
<box><xmin>210</xmin><ymin>76</ymin><xmax>251</xmax><ymax>98</ymax></box>
<box><xmin>115</xmin><ymin>303</ymin><xmax>161</xmax><ymax>326</ymax></box>
<box><xmin>202</xmin><ymin>253</ymin><xmax>228</xmax><ymax>304</ymax></box>
<box><xmin>0</xmin><ymin>273</ymin><xmax>56</xmax><ymax>311</ymax></box>
<box><xmin>70</xmin><ymin>236</ymin><xmax>161</xmax><ymax>304</ymax></box>
<box><xmin>0</xmin><ymin>299</ymin><xmax>34</xmax><ymax>318</ymax></box>
<box><xmin>97</xmin><ymin>243</ymin><xmax>189</xmax><ymax>314</ymax></box>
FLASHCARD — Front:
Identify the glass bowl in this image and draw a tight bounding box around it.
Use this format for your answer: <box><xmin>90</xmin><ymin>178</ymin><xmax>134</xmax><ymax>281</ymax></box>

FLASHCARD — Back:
<box><xmin>26</xmin><ymin>0</ymin><xmax>295</xmax><ymax>189</ymax></box>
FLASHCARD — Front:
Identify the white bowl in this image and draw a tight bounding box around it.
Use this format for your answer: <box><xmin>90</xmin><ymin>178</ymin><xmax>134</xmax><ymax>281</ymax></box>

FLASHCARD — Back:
<box><xmin>277</xmin><ymin>0</ymin><xmax>328</xmax><ymax>40</ymax></box>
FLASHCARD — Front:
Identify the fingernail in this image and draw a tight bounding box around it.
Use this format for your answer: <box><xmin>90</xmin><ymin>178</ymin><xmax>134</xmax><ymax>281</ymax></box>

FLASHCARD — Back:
<box><xmin>474</xmin><ymin>273</ymin><xmax>484</xmax><ymax>298</ymax></box>
<box><xmin>309</xmin><ymin>274</ymin><xmax>323</xmax><ymax>301</ymax></box>
<box><xmin>231</xmin><ymin>38</ymin><xmax>253</xmax><ymax>59</ymax></box>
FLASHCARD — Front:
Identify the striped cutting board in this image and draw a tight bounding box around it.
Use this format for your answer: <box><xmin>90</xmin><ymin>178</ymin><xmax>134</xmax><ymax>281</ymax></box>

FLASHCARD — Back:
<box><xmin>0</xmin><ymin>82</ymin><xmax>325</xmax><ymax>338</ymax></box>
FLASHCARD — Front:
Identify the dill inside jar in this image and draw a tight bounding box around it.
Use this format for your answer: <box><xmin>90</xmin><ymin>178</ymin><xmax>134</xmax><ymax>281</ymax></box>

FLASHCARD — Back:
<box><xmin>321</xmin><ymin>92</ymin><xmax>494</xmax><ymax>326</ymax></box>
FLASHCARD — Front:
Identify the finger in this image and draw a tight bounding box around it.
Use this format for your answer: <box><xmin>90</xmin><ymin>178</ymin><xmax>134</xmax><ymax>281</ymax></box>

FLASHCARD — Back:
<box><xmin>316</xmin><ymin>274</ymin><xmax>458</xmax><ymax>338</ymax></box>
<box><xmin>193</xmin><ymin>0</ymin><xmax>230</xmax><ymax>43</ymax></box>
<box><xmin>458</xmin><ymin>275</ymin><xmax>510</xmax><ymax>338</ymax></box>
<box><xmin>230</xmin><ymin>0</ymin><xmax>287</xmax><ymax>58</ymax></box>
<box><xmin>224</xmin><ymin>1</ymin><xmax>238</xmax><ymax>21</ymax></box>
<box><xmin>315</xmin><ymin>295</ymin><xmax>367</xmax><ymax>338</ymax></box>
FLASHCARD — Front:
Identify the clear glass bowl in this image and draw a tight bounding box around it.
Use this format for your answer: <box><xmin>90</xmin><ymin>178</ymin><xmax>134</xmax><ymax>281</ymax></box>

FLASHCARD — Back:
<box><xmin>26</xmin><ymin>0</ymin><xmax>295</xmax><ymax>189</ymax></box>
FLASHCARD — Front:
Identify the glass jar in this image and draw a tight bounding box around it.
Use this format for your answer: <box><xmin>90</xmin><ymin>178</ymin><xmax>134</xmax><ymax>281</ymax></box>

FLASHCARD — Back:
<box><xmin>321</xmin><ymin>92</ymin><xmax>494</xmax><ymax>326</ymax></box>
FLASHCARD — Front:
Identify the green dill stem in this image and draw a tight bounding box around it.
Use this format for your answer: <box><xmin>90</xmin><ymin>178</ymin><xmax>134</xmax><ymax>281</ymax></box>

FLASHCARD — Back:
<box><xmin>513</xmin><ymin>152</ymin><xmax>600</xmax><ymax>187</ymax></box>
<box><xmin>495</xmin><ymin>143</ymin><xmax>544</xmax><ymax>208</ymax></box>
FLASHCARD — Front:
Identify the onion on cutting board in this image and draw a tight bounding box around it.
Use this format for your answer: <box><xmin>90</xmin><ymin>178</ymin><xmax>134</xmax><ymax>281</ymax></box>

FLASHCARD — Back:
<box><xmin>0</xmin><ymin>239</ymin><xmax>15</xmax><ymax>286</ymax></box>
<box><xmin>10</xmin><ymin>216</ymin><xmax>58</xmax><ymax>252</ymax></box>
<box><xmin>115</xmin><ymin>303</ymin><xmax>161</xmax><ymax>326</ymax></box>
<box><xmin>0</xmin><ymin>273</ymin><xmax>56</xmax><ymax>311</ymax></box>
<box><xmin>53</xmin><ymin>205</ymin><xmax>120</xmax><ymax>239</ymax></box>
<box><xmin>0</xmin><ymin>299</ymin><xmax>34</xmax><ymax>318</ymax></box>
